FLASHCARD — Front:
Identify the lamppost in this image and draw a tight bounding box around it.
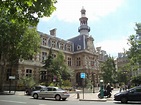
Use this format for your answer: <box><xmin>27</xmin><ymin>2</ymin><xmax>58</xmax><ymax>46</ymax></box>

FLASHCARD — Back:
<box><xmin>92</xmin><ymin>72</ymin><xmax>95</xmax><ymax>93</ymax></box>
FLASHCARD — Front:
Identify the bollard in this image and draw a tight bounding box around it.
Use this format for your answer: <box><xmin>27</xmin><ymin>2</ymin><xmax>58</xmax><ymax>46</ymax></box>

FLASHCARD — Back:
<box><xmin>75</xmin><ymin>89</ymin><xmax>81</xmax><ymax>99</ymax></box>
<box><xmin>76</xmin><ymin>92</ymin><xmax>80</xmax><ymax>99</ymax></box>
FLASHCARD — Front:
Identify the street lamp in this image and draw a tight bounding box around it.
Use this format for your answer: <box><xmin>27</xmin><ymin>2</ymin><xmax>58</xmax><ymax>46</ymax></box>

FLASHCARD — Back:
<box><xmin>92</xmin><ymin>73</ymin><xmax>95</xmax><ymax>93</ymax></box>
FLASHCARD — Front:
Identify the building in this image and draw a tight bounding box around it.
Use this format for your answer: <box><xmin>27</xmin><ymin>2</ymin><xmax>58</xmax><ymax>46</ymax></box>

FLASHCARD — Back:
<box><xmin>5</xmin><ymin>8</ymin><xmax>108</xmax><ymax>89</ymax></box>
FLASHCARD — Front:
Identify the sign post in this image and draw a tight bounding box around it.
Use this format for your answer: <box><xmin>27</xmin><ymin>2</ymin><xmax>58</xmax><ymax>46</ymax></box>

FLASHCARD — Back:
<box><xmin>9</xmin><ymin>76</ymin><xmax>15</xmax><ymax>93</ymax></box>
<box><xmin>80</xmin><ymin>73</ymin><xmax>85</xmax><ymax>99</ymax></box>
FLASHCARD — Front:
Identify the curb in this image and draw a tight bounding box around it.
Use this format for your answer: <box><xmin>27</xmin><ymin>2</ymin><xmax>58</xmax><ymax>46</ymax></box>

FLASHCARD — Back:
<box><xmin>79</xmin><ymin>98</ymin><xmax>107</xmax><ymax>102</ymax></box>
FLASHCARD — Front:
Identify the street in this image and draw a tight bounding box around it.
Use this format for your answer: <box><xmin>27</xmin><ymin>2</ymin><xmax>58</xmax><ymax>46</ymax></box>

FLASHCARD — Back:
<box><xmin>0</xmin><ymin>94</ymin><xmax>141</xmax><ymax>105</ymax></box>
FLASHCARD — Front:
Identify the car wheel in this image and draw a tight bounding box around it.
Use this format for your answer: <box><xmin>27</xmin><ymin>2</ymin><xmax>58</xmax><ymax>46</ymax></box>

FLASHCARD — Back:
<box><xmin>121</xmin><ymin>97</ymin><xmax>127</xmax><ymax>103</ymax></box>
<box><xmin>33</xmin><ymin>93</ymin><xmax>38</xmax><ymax>99</ymax></box>
<box><xmin>55</xmin><ymin>95</ymin><xmax>61</xmax><ymax>101</ymax></box>
<box><xmin>62</xmin><ymin>98</ymin><xmax>66</xmax><ymax>101</ymax></box>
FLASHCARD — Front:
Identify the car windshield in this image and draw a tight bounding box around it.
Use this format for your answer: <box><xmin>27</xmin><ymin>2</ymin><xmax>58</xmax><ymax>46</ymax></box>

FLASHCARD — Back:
<box><xmin>128</xmin><ymin>86</ymin><xmax>141</xmax><ymax>92</ymax></box>
<box><xmin>57</xmin><ymin>88</ymin><xmax>64</xmax><ymax>91</ymax></box>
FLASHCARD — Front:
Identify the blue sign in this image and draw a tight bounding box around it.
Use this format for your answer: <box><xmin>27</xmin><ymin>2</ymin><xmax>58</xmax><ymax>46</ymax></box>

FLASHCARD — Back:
<box><xmin>80</xmin><ymin>73</ymin><xmax>86</xmax><ymax>78</ymax></box>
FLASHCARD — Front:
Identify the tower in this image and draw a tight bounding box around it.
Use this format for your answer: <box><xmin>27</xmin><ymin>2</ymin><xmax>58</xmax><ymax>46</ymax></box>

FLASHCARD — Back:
<box><xmin>78</xmin><ymin>7</ymin><xmax>90</xmax><ymax>35</ymax></box>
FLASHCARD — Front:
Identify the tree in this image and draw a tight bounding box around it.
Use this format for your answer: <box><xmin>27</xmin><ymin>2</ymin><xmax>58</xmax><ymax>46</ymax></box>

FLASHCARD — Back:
<box><xmin>131</xmin><ymin>75</ymin><xmax>141</xmax><ymax>85</ymax></box>
<box><xmin>0</xmin><ymin>0</ymin><xmax>56</xmax><ymax>26</ymax></box>
<box><xmin>127</xmin><ymin>35</ymin><xmax>140</xmax><ymax>70</ymax></box>
<box><xmin>43</xmin><ymin>47</ymin><xmax>54</xmax><ymax>85</ymax></box>
<box><xmin>0</xmin><ymin>0</ymin><xmax>56</xmax><ymax>92</ymax></box>
<box><xmin>43</xmin><ymin>51</ymin><xmax>71</xmax><ymax>87</ymax></box>
<box><xmin>100</xmin><ymin>56</ymin><xmax>116</xmax><ymax>84</ymax></box>
<box><xmin>19</xmin><ymin>76</ymin><xmax>36</xmax><ymax>88</ymax></box>
<box><xmin>52</xmin><ymin>51</ymin><xmax>71</xmax><ymax>87</ymax></box>
<box><xmin>0</xmin><ymin>20</ymin><xmax>40</xmax><ymax>91</ymax></box>
<box><xmin>127</xmin><ymin>23</ymin><xmax>141</xmax><ymax>70</ymax></box>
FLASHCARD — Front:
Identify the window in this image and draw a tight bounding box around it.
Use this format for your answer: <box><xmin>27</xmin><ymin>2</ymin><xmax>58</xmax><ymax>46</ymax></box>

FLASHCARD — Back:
<box><xmin>40</xmin><ymin>71</ymin><xmax>47</xmax><ymax>81</ymax></box>
<box><xmin>26</xmin><ymin>69</ymin><xmax>32</xmax><ymax>77</ymax></box>
<box><xmin>47</xmin><ymin>88</ymin><xmax>52</xmax><ymax>91</ymax></box>
<box><xmin>66</xmin><ymin>45</ymin><xmax>71</xmax><ymax>51</ymax></box>
<box><xmin>91</xmin><ymin>61</ymin><xmax>95</xmax><ymax>67</ymax></box>
<box><xmin>76</xmin><ymin>57</ymin><xmax>81</xmax><ymax>66</ymax></box>
<box><xmin>51</xmin><ymin>40</ymin><xmax>56</xmax><ymax>48</ymax></box>
<box><xmin>53</xmin><ymin>88</ymin><xmax>57</xmax><ymax>91</ymax></box>
<box><xmin>77</xmin><ymin>45</ymin><xmax>81</xmax><ymax>50</ymax></box>
<box><xmin>52</xmin><ymin>54</ymin><xmax>56</xmax><ymax>58</ymax></box>
<box><xmin>60</xmin><ymin>43</ymin><xmax>64</xmax><ymax>50</ymax></box>
<box><xmin>42</xmin><ymin>38</ymin><xmax>47</xmax><ymax>46</ymax></box>
<box><xmin>42</xmin><ymin>52</ymin><xmax>47</xmax><ymax>62</ymax></box>
<box><xmin>68</xmin><ymin>57</ymin><xmax>72</xmax><ymax>66</ymax></box>
<box><xmin>136</xmin><ymin>88</ymin><xmax>141</xmax><ymax>92</ymax></box>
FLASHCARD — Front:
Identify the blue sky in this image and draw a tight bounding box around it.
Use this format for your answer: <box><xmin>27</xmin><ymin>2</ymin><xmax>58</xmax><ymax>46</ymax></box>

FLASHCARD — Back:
<box><xmin>37</xmin><ymin>0</ymin><xmax>141</xmax><ymax>57</ymax></box>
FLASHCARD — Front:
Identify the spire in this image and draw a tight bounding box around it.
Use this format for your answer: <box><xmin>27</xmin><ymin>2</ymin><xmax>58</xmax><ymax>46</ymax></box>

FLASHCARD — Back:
<box><xmin>81</xmin><ymin>6</ymin><xmax>86</xmax><ymax>17</ymax></box>
<box><xmin>78</xmin><ymin>7</ymin><xmax>90</xmax><ymax>35</ymax></box>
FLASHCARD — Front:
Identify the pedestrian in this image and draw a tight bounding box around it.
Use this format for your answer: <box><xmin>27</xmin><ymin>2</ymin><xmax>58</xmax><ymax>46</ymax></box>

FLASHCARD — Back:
<box><xmin>106</xmin><ymin>83</ymin><xmax>112</xmax><ymax>97</ymax></box>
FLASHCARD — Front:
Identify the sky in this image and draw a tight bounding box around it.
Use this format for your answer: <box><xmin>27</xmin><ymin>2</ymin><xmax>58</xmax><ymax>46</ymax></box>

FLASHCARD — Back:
<box><xmin>37</xmin><ymin>0</ymin><xmax>141</xmax><ymax>58</ymax></box>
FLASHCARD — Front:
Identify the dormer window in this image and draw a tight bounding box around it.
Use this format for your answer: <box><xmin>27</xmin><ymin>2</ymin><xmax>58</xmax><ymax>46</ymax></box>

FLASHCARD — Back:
<box><xmin>59</xmin><ymin>43</ymin><xmax>64</xmax><ymax>50</ymax></box>
<box><xmin>77</xmin><ymin>45</ymin><xmax>81</xmax><ymax>50</ymax></box>
<box><xmin>66</xmin><ymin>45</ymin><xmax>71</xmax><ymax>51</ymax></box>
<box><xmin>51</xmin><ymin>40</ymin><xmax>56</xmax><ymax>48</ymax></box>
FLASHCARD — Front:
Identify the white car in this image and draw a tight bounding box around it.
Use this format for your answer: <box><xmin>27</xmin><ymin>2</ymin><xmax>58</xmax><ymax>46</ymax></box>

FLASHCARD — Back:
<box><xmin>31</xmin><ymin>86</ymin><xmax>70</xmax><ymax>101</ymax></box>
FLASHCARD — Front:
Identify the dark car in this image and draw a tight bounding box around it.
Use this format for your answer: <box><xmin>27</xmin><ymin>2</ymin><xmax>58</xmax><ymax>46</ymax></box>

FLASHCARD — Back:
<box><xmin>114</xmin><ymin>86</ymin><xmax>141</xmax><ymax>103</ymax></box>
<box><xmin>25</xmin><ymin>85</ymin><xmax>46</xmax><ymax>95</ymax></box>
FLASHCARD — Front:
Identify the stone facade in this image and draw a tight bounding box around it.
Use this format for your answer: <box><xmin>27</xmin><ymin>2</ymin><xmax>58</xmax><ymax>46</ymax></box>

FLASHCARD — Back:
<box><xmin>5</xmin><ymin>8</ymin><xmax>108</xmax><ymax>88</ymax></box>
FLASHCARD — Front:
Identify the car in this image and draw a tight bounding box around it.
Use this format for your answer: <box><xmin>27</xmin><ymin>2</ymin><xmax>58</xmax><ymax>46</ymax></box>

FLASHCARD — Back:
<box><xmin>31</xmin><ymin>86</ymin><xmax>70</xmax><ymax>101</ymax></box>
<box><xmin>25</xmin><ymin>85</ymin><xmax>47</xmax><ymax>95</ymax></box>
<box><xmin>114</xmin><ymin>86</ymin><xmax>141</xmax><ymax>103</ymax></box>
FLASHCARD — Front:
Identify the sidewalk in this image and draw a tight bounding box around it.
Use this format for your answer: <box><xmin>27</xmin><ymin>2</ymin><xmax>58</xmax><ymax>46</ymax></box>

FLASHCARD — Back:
<box><xmin>1</xmin><ymin>88</ymin><xmax>120</xmax><ymax>102</ymax></box>
<box><xmin>68</xmin><ymin>88</ymin><xmax>120</xmax><ymax>102</ymax></box>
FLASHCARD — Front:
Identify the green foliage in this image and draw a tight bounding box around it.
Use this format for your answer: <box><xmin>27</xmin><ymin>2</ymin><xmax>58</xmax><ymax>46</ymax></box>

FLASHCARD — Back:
<box><xmin>100</xmin><ymin>56</ymin><xmax>116</xmax><ymax>84</ymax></box>
<box><xmin>43</xmin><ymin>48</ymin><xmax>54</xmax><ymax>85</ymax></box>
<box><xmin>131</xmin><ymin>75</ymin><xmax>141</xmax><ymax>85</ymax></box>
<box><xmin>0</xmin><ymin>17</ymin><xmax>40</xmax><ymax>92</ymax></box>
<box><xmin>127</xmin><ymin>35</ymin><xmax>141</xmax><ymax>70</ymax></box>
<box><xmin>0</xmin><ymin>0</ymin><xmax>56</xmax><ymax>92</ymax></box>
<box><xmin>0</xmin><ymin>0</ymin><xmax>56</xmax><ymax>26</ymax></box>
<box><xmin>85</xmin><ymin>78</ymin><xmax>92</xmax><ymax>89</ymax></box>
<box><xmin>43</xmin><ymin>47</ymin><xmax>54</xmax><ymax>69</ymax></box>
<box><xmin>19</xmin><ymin>76</ymin><xmax>36</xmax><ymax>88</ymax></box>
<box><xmin>43</xmin><ymin>51</ymin><xmax>72</xmax><ymax>87</ymax></box>
<box><xmin>0</xmin><ymin>19</ymin><xmax>40</xmax><ymax>64</ymax></box>
<box><xmin>53</xmin><ymin>51</ymin><xmax>71</xmax><ymax>86</ymax></box>
<box><xmin>117</xmin><ymin>69</ymin><xmax>128</xmax><ymax>84</ymax></box>
<box><xmin>63</xmin><ymin>80</ymin><xmax>72</xmax><ymax>87</ymax></box>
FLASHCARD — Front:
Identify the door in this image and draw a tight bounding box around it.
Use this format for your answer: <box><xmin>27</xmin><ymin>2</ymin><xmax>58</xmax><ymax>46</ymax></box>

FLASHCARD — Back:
<box><xmin>39</xmin><ymin>89</ymin><xmax>48</xmax><ymax>98</ymax></box>
<box><xmin>128</xmin><ymin>87</ymin><xmax>141</xmax><ymax>101</ymax></box>
<box><xmin>46</xmin><ymin>87</ymin><xmax>54</xmax><ymax>98</ymax></box>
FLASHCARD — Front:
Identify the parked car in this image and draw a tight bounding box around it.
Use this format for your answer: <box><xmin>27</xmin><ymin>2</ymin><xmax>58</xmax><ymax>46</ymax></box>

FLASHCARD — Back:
<box><xmin>114</xmin><ymin>86</ymin><xmax>141</xmax><ymax>103</ymax></box>
<box><xmin>31</xmin><ymin>86</ymin><xmax>70</xmax><ymax>101</ymax></box>
<box><xmin>25</xmin><ymin>85</ymin><xmax>47</xmax><ymax>95</ymax></box>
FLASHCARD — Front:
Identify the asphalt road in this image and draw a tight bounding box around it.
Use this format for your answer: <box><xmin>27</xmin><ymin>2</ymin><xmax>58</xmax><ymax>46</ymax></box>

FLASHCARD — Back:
<box><xmin>0</xmin><ymin>94</ymin><xmax>141</xmax><ymax>105</ymax></box>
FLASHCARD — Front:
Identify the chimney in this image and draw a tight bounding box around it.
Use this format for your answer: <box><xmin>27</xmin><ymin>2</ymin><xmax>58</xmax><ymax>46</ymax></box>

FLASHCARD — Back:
<box><xmin>50</xmin><ymin>28</ymin><xmax>56</xmax><ymax>37</ymax></box>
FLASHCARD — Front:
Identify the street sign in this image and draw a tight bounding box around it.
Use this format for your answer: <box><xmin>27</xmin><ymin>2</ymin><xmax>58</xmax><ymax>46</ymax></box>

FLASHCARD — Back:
<box><xmin>80</xmin><ymin>73</ymin><xmax>85</xmax><ymax>78</ymax></box>
<box><xmin>9</xmin><ymin>76</ymin><xmax>15</xmax><ymax>79</ymax></box>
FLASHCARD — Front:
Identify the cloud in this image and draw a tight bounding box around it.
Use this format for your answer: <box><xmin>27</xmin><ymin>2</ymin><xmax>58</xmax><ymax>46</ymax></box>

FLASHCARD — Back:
<box><xmin>95</xmin><ymin>36</ymin><xmax>130</xmax><ymax>57</ymax></box>
<box><xmin>40</xmin><ymin>0</ymin><xmax>124</xmax><ymax>22</ymax></box>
